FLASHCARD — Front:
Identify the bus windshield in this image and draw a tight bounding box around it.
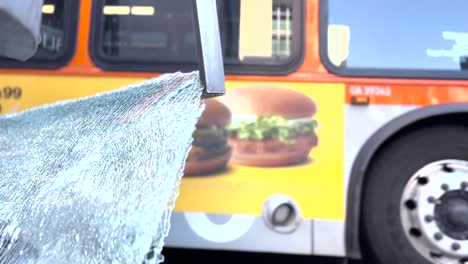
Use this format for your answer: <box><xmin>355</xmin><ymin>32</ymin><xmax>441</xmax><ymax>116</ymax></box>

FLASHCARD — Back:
<box><xmin>326</xmin><ymin>0</ymin><xmax>468</xmax><ymax>72</ymax></box>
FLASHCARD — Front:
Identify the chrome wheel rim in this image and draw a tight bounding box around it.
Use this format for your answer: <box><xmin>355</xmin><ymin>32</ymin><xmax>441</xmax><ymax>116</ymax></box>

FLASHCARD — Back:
<box><xmin>400</xmin><ymin>160</ymin><xmax>468</xmax><ymax>264</ymax></box>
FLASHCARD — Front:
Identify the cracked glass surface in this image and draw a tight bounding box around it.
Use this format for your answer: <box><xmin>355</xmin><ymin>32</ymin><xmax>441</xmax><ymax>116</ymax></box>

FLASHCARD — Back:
<box><xmin>0</xmin><ymin>71</ymin><xmax>205</xmax><ymax>264</ymax></box>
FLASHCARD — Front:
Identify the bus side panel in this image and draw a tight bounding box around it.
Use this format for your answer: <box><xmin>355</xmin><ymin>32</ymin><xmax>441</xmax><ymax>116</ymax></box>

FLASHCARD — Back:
<box><xmin>168</xmin><ymin>80</ymin><xmax>346</xmax><ymax>255</ymax></box>
<box><xmin>0</xmin><ymin>74</ymin><xmax>348</xmax><ymax>255</ymax></box>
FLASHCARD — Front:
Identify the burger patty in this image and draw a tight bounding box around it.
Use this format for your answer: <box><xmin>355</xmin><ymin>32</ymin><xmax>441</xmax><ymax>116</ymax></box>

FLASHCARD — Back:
<box><xmin>186</xmin><ymin>144</ymin><xmax>231</xmax><ymax>161</ymax></box>
<box><xmin>192</xmin><ymin>126</ymin><xmax>228</xmax><ymax>148</ymax></box>
<box><xmin>187</xmin><ymin>125</ymin><xmax>231</xmax><ymax>161</ymax></box>
<box><xmin>228</xmin><ymin>132</ymin><xmax>318</xmax><ymax>154</ymax></box>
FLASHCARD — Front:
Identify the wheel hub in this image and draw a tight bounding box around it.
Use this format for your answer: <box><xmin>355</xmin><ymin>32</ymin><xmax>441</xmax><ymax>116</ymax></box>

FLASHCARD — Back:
<box><xmin>400</xmin><ymin>160</ymin><xmax>468</xmax><ymax>264</ymax></box>
<box><xmin>435</xmin><ymin>191</ymin><xmax>468</xmax><ymax>240</ymax></box>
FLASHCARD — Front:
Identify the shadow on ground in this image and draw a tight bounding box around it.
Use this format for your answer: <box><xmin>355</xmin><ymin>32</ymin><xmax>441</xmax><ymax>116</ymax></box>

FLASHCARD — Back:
<box><xmin>162</xmin><ymin>248</ymin><xmax>370</xmax><ymax>264</ymax></box>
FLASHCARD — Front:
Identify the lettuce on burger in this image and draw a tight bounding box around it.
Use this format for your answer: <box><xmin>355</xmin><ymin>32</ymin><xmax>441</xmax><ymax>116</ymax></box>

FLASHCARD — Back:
<box><xmin>219</xmin><ymin>86</ymin><xmax>319</xmax><ymax>167</ymax></box>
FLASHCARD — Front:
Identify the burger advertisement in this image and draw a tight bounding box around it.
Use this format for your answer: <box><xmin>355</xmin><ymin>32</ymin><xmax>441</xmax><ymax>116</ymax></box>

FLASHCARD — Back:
<box><xmin>178</xmin><ymin>82</ymin><xmax>345</xmax><ymax>221</ymax></box>
<box><xmin>184</xmin><ymin>85</ymin><xmax>319</xmax><ymax>175</ymax></box>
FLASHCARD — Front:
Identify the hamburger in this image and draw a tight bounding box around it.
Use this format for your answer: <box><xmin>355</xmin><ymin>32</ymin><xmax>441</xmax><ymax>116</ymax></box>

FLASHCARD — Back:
<box><xmin>184</xmin><ymin>98</ymin><xmax>232</xmax><ymax>176</ymax></box>
<box><xmin>218</xmin><ymin>86</ymin><xmax>318</xmax><ymax>167</ymax></box>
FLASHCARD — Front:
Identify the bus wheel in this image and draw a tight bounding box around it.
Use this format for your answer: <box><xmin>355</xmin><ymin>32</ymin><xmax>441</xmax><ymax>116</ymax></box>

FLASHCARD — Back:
<box><xmin>361</xmin><ymin>125</ymin><xmax>468</xmax><ymax>264</ymax></box>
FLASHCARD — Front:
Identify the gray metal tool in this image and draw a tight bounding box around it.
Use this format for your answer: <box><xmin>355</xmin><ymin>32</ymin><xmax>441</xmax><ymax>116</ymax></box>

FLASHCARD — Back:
<box><xmin>193</xmin><ymin>0</ymin><xmax>226</xmax><ymax>99</ymax></box>
<box><xmin>0</xmin><ymin>0</ymin><xmax>43</xmax><ymax>61</ymax></box>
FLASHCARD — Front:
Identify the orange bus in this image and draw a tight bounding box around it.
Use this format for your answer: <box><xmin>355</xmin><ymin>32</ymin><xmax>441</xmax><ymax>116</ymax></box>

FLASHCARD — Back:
<box><xmin>1</xmin><ymin>1</ymin><xmax>468</xmax><ymax>263</ymax></box>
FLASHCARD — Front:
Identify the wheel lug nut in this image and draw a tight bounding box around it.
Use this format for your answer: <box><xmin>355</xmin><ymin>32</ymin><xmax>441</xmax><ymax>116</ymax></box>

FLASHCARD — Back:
<box><xmin>452</xmin><ymin>243</ymin><xmax>461</xmax><ymax>251</ymax></box>
<box><xmin>424</xmin><ymin>215</ymin><xmax>434</xmax><ymax>222</ymax></box>
<box><xmin>434</xmin><ymin>232</ymin><xmax>443</xmax><ymax>241</ymax></box>
<box><xmin>417</xmin><ymin>176</ymin><xmax>429</xmax><ymax>185</ymax></box>
<box><xmin>462</xmin><ymin>181</ymin><xmax>468</xmax><ymax>190</ymax></box>
<box><xmin>428</xmin><ymin>196</ymin><xmax>440</xmax><ymax>204</ymax></box>
<box><xmin>442</xmin><ymin>165</ymin><xmax>454</xmax><ymax>173</ymax></box>
<box><xmin>441</xmin><ymin>184</ymin><xmax>449</xmax><ymax>191</ymax></box>
<box><xmin>409</xmin><ymin>228</ymin><xmax>422</xmax><ymax>237</ymax></box>
<box><xmin>404</xmin><ymin>199</ymin><xmax>417</xmax><ymax>210</ymax></box>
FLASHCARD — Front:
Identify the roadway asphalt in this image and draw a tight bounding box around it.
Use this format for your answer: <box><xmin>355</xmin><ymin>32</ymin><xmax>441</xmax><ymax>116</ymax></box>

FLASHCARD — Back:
<box><xmin>161</xmin><ymin>248</ymin><xmax>369</xmax><ymax>264</ymax></box>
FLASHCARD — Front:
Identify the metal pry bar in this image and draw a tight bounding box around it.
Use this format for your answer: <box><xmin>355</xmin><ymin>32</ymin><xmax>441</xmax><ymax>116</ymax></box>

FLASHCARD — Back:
<box><xmin>192</xmin><ymin>0</ymin><xmax>226</xmax><ymax>99</ymax></box>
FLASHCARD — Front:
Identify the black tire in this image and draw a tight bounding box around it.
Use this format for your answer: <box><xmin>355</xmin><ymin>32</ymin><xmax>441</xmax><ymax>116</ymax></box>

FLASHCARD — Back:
<box><xmin>360</xmin><ymin>124</ymin><xmax>468</xmax><ymax>264</ymax></box>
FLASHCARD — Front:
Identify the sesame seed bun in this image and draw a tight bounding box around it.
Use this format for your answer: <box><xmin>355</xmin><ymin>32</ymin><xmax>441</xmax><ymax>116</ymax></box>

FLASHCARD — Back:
<box><xmin>198</xmin><ymin>98</ymin><xmax>232</xmax><ymax>127</ymax></box>
<box><xmin>218</xmin><ymin>85</ymin><xmax>316</xmax><ymax>119</ymax></box>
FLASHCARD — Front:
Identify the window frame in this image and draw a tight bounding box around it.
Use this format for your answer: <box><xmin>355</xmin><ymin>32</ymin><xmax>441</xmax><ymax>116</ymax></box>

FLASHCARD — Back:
<box><xmin>89</xmin><ymin>0</ymin><xmax>306</xmax><ymax>76</ymax></box>
<box><xmin>318</xmin><ymin>0</ymin><xmax>468</xmax><ymax>80</ymax></box>
<box><xmin>0</xmin><ymin>0</ymin><xmax>80</xmax><ymax>70</ymax></box>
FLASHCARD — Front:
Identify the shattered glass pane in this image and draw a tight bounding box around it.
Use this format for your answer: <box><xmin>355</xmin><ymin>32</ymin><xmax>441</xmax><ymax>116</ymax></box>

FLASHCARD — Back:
<box><xmin>0</xmin><ymin>71</ymin><xmax>205</xmax><ymax>264</ymax></box>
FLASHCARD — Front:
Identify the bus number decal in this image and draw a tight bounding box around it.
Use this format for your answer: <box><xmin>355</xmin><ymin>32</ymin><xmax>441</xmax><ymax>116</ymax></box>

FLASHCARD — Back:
<box><xmin>0</xmin><ymin>86</ymin><xmax>23</xmax><ymax>99</ymax></box>
<box><xmin>0</xmin><ymin>86</ymin><xmax>23</xmax><ymax>114</ymax></box>
<box><xmin>349</xmin><ymin>85</ymin><xmax>392</xmax><ymax>97</ymax></box>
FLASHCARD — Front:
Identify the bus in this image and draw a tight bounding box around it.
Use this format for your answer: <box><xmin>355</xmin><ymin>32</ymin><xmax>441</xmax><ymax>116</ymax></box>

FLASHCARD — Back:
<box><xmin>1</xmin><ymin>0</ymin><xmax>467</xmax><ymax>263</ymax></box>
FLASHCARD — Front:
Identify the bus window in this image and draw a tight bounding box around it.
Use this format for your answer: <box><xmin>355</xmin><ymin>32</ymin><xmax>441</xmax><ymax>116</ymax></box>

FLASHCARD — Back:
<box><xmin>0</xmin><ymin>0</ymin><xmax>79</xmax><ymax>69</ymax></box>
<box><xmin>90</xmin><ymin>0</ymin><xmax>304</xmax><ymax>75</ymax></box>
<box><xmin>322</xmin><ymin>0</ymin><xmax>468</xmax><ymax>79</ymax></box>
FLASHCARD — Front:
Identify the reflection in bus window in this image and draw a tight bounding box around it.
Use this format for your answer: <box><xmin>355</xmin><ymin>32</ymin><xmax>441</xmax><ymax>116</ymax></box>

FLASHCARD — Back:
<box><xmin>327</xmin><ymin>0</ymin><xmax>468</xmax><ymax>71</ymax></box>
<box><xmin>37</xmin><ymin>0</ymin><xmax>66</xmax><ymax>59</ymax></box>
<box><xmin>272</xmin><ymin>2</ymin><xmax>292</xmax><ymax>57</ymax></box>
<box><xmin>95</xmin><ymin>0</ymin><xmax>298</xmax><ymax>69</ymax></box>
<box><xmin>0</xmin><ymin>0</ymin><xmax>67</xmax><ymax>61</ymax></box>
